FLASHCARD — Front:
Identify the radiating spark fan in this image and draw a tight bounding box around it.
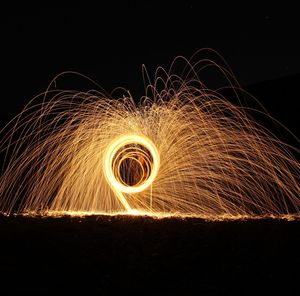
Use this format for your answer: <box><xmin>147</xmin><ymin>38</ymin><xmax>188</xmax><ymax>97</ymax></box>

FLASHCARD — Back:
<box><xmin>0</xmin><ymin>50</ymin><xmax>299</xmax><ymax>218</ymax></box>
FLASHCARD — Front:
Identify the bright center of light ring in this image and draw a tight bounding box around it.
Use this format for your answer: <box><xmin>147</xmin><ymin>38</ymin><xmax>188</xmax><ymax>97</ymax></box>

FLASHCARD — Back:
<box><xmin>104</xmin><ymin>135</ymin><xmax>160</xmax><ymax>194</ymax></box>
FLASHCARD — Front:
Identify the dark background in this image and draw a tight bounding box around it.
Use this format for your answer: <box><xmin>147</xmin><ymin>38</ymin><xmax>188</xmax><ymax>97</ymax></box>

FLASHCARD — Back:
<box><xmin>1</xmin><ymin>4</ymin><xmax>300</xmax><ymax>294</ymax></box>
<box><xmin>1</xmin><ymin>4</ymin><xmax>300</xmax><ymax>141</ymax></box>
<box><xmin>0</xmin><ymin>215</ymin><xmax>299</xmax><ymax>294</ymax></box>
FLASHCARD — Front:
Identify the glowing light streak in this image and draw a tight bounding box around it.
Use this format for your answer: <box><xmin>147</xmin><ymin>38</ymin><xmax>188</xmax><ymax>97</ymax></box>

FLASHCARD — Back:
<box><xmin>103</xmin><ymin>134</ymin><xmax>160</xmax><ymax>210</ymax></box>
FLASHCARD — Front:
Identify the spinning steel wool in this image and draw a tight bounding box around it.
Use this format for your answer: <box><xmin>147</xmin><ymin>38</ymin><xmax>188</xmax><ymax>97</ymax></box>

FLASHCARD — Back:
<box><xmin>0</xmin><ymin>51</ymin><xmax>299</xmax><ymax>218</ymax></box>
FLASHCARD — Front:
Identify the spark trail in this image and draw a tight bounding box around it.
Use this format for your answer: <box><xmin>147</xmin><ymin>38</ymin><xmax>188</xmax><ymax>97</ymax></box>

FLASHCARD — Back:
<box><xmin>0</xmin><ymin>50</ymin><xmax>299</xmax><ymax>218</ymax></box>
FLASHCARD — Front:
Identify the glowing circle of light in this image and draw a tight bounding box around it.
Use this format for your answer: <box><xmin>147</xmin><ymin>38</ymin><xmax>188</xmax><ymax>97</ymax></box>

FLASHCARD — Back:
<box><xmin>103</xmin><ymin>134</ymin><xmax>160</xmax><ymax>209</ymax></box>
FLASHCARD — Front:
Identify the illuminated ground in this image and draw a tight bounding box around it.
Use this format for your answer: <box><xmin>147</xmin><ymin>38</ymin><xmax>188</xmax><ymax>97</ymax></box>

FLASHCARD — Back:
<box><xmin>0</xmin><ymin>214</ymin><xmax>299</xmax><ymax>293</ymax></box>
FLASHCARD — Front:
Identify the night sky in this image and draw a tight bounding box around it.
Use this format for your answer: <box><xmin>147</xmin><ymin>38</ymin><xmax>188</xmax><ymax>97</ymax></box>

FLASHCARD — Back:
<box><xmin>1</xmin><ymin>4</ymin><xmax>300</xmax><ymax>138</ymax></box>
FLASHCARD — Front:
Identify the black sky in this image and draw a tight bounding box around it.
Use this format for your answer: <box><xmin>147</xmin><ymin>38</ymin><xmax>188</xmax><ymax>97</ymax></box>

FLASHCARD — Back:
<box><xmin>1</xmin><ymin>4</ymin><xmax>300</xmax><ymax>139</ymax></box>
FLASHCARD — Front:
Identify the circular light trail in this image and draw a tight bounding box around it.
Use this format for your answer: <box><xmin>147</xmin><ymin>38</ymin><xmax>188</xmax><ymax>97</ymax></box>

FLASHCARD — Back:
<box><xmin>103</xmin><ymin>134</ymin><xmax>160</xmax><ymax>210</ymax></box>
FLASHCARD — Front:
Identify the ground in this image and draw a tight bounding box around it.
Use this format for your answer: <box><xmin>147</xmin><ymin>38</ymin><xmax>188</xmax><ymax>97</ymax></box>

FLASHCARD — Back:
<box><xmin>0</xmin><ymin>214</ymin><xmax>299</xmax><ymax>294</ymax></box>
